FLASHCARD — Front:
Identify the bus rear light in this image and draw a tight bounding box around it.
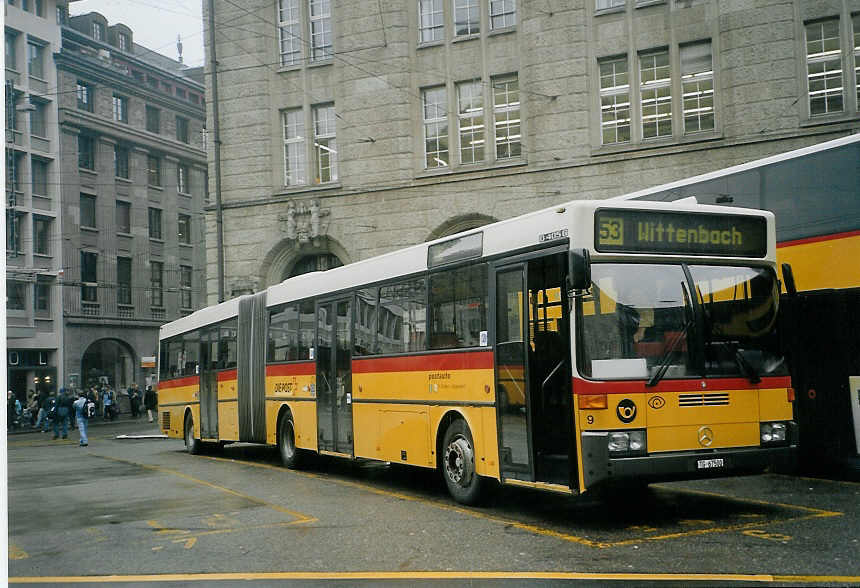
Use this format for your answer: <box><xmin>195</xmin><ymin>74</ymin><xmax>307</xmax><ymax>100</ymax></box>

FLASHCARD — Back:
<box><xmin>787</xmin><ymin>388</ymin><xmax>795</xmax><ymax>402</ymax></box>
<box><xmin>579</xmin><ymin>394</ymin><xmax>607</xmax><ymax>410</ymax></box>
<box><xmin>760</xmin><ymin>421</ymin><xmax>787</xmax><ymax>445</ymax></box>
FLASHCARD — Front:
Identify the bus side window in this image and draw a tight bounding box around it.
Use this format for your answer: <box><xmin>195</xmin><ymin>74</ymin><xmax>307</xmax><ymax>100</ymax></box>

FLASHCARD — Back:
<box><xmin>221</xmin><ymin>320</ymin><xmax>238</xmax><ymax>369</ymax></box>
<box><xmin>183</xmin><ymin>330</ymin><xmax>200</xmax><ymax>375</ymax></box>
<box><xmin>354</xmin><ymin>288</ymin><xmax>378</xmax><ymax>356</ymax></box>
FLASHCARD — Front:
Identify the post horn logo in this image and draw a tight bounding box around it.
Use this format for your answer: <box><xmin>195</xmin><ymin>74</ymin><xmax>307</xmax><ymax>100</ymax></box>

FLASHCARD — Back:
<box><xmin>697</xmin><ymin>426</ymin><xmax>714</xmax><ymax>447</ymax></box>
<box><xmin>616</xmin><ymin>399</ymin><xmax>637</xmax><ymax>424</ymax></box>
<box><xmin>648</xmin><ymin>396</ymin><xmax>666</xmax><ymax>410</ymax></box>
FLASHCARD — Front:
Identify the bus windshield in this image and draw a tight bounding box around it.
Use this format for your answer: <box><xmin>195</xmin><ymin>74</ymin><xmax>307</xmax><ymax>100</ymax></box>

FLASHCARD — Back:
<box><xmin>576</xmin><ymin>263</ymin><xmax>787</xmax><ymax>381</ymax></box>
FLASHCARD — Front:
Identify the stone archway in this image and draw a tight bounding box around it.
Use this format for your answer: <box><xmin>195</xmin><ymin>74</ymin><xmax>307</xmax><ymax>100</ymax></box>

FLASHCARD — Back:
<box><xmin>259</xmin><ymin>236</ymin><xmax>352</xmax><ymax>289</ymax></box>
<box><xmin>425</xmin><ymin>213</ymin><xmax>498</xmax><ymax>241</ymax></box>
<box><xmin>80</xmin><ymin>338</ymin><xmax>136</xmax><ymax>390</ymax></box>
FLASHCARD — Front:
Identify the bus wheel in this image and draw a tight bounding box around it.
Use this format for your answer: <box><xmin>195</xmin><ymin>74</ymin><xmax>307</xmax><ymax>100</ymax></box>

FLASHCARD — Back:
<box><xmin>442</xmin><ymin>419</ymin><xmax>483</xmax><ymax>505</ymax></box>
<box><xmin>184</xmin><ymin>413</ymin><xmax>200</xmax><ymax>455</ymax></box>
<box><xmin>278</xmin><ymin>413</ymin><xmax>302</xmax><ymax>469</ymax></box>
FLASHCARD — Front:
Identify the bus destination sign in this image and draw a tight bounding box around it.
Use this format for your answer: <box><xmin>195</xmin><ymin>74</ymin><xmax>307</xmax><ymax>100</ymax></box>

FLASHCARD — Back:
<box><xmin>594</xmin><ymin>209</ymin><xmax>767</xmax><ymax>257</ymax></box>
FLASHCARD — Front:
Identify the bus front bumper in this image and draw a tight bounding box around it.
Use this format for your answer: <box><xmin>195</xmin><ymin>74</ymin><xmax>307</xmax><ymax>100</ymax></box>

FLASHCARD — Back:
<box><xmin>581</xmin><ymin>424</ymin><xmax>798</xmax><ymax>490</ymax></box>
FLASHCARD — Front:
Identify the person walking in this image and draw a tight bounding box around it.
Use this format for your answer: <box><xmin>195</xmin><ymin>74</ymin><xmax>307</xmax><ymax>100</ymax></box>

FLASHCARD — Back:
<box><xmin>73</xmin><ymin>390</ymin><xmax>90</xmax><ymax>447</ymax></box>
<box><xmin>102</xmin><ymin>386</ymin><xmax>115</xmax><ymax>421</ymax></box>
<box><xmin>52</xmin><ymin>388</ymin><xmax>73</xmax><ymax>440</ymax></box>
<box><xmin>144</xmin><ymin>385</ymin><xmax>158</xmax><ymax>423</ymax></box>
<box><xmin>40</xmin><ymin>390</ymin><xmax>56</xmax><ymax>432</ymax></box>
<box><xmin>7</xmin><ymin>391</ymin><xmax>20</xmax><ymax>431</ymax></box>
<box><xmin>129</xmin><ymin>384</ymin><xmax>141</xmax><ymax>419</ymax></box>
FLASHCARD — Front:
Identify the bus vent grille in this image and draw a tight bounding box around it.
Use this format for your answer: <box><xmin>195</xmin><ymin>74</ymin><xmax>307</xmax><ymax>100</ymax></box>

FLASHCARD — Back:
<box><xmin>161</xmin><ymin>411</ymin><xmax>171</xmax><ymax>430</ymax></box>
<box><xmin>679</xmin><ymin>393</ymin><xmax>730</xmax><ymax>406</ymax></box>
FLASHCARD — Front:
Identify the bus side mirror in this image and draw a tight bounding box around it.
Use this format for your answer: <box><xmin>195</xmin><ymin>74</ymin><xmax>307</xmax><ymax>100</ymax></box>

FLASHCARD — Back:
<box><xmin>567</xmin><ymin>249</ymin><xmax>592</xmax><ymax>291</ymax></box>
<box><xmin>781</xmin><ymin>263</ymin><xmax>797</xmax><ymax>297</ymax></box>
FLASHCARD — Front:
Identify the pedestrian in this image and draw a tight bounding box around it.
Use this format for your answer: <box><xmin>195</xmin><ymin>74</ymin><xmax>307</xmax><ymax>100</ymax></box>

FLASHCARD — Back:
<box><xmin>40</xmin><ymin>390</ymin><xmax>56</xmax><ymax>432</ymax></box>
<box><xmin>52</xmin><ymin>387</ymin><xmax>73</xmax><ymax>440</ymax></box>
<box><xmin>7</xmin><ymin>391</ymin><xmax>20</xmax><ymax>431</ymax></box>
<box><xmin>73</xmin><ymin>390</ymin><xmax>90</xmax><ymax>447</ymax></box>
<box><xmin>129</xmin><ymin>384</ymin><xmax>141</xmax><ymax>419</ymax></box>
<box><xmin>102</xmin><ymin>386</ymin><xmax>115</xmax><ymax>421</ymax></box>
<box><xmin>25</xmin><ymin>393</ymin><xmax>38</xmax><ymax>427</ymax></box>
<box><xmin>144</xmin><ymin>385</ymin><xmax>158</xmax><ymax>423</ymax></box>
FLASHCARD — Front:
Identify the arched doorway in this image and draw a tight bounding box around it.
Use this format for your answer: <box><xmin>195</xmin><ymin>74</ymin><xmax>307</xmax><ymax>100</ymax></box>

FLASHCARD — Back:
<box><xmin>80</xmin><ymin>339</ymin><xmax>135</xmax><ymax>391</ymax></box>
<box><xmin>284</xmin><ymin>252</ymin><xmax>343</xmax><ymax>279</ymax></box>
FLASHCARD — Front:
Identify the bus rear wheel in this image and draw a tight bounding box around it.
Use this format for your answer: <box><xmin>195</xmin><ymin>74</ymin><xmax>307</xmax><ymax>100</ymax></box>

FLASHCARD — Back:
<box><xmin>442</xmin><ymin>419</ymin><xmax>483</xmax><ymax>505</ymax></box>
<box><xmin>184</xmin><ymin>413</ymin><xmax>200</xmax><ymax>455</ymax></box>
<box><xmin>278</xmin><ymin>413</ymin><xmax>302</xmax><ymax>469</ymax></box>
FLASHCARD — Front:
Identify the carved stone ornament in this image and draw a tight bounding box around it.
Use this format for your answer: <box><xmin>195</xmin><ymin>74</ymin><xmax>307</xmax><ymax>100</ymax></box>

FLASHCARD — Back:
<box><xmin>278</xmin><ymin>199</ymin><xmax>331</xmax><ymax>247</ymax></box>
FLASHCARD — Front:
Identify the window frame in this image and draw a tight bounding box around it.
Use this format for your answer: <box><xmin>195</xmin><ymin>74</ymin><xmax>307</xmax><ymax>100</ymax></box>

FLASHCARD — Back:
<box><xmin>805</xmin><ymin>18</ymin><xmax>844</xmax><ymax>117</ymax></box>
<box><xmin>278</xmin><ymin>0</ymin><xmax>302</xmax><ymax>66</ymax></box>
<box><xmin>598</xmin><ymin>56</ymin><xmax>631</xmax><ymax>145</ymax></box>
<box><xmin>489</xmin><ymin>0</ymin><xmax>516</xmax><ymax>30</ymax></box>
<box><xmin>180</xmin><ymin>265</ymin><xmax>193</xmax><ymax>310</ymax></box>
<box><xmin>80</xmin><ymin>193</ymin><xmax>97</xmax><ymax>229</ymax></box>
<box><xmin>419</xmin><ymin>0</ymin><xmax>445</xmax><ymax>44</ymax></box>
<box><xmin>27</xmin><ymin>41</ymin><xmax>44</xmax><ymax>78</ymax></box>
<box><xmin>33</xmin><ymin>215</ymin><xmax>50</xmax><ymax>255</ymax></box>
<box><xmin>176</xmin><ymin>116</ymin><xmax>189</xmax><ymax>143</ymax></box>
<box><xmin>147</xmin><ymin>155</ymin><xmax>162</xmax><ymax>187</ymax></box>
<box><xmin>456</xmin><ymin>79</ymin><xmax>485</xmax><ymax>164</ymax></box>
<box><xmin>150</xmin><ymin>260</ymin><xmax>164</xmax><ymax>308</ymax></box>
<box><xmin>80</xmin><ymin>250</ymin><xmax>98</xmax><ymax>303</ymax></box>
<box><xmin>492</xmin><ymin>74</ymin><xmax>521</xmax><ymax>160</ymax></box>
<box><xmin>178</xmin><ymin>213</ymin><xmax>191</xmax><ymax>245</ymax></box>
<box><xmin>117</xmin><ymin>256</ymin><xmax>132</xmax><ymax>306</ymax></box>
<box><xmin>312</xmin><ymin>103</ymin><xmax>338</xmax><ymax>183</ymax></box>
<box><xmin>309</xmin><ymin>0</ymin><xmax>333</xmax><ymax>61</ymax></box>
<box><xmin>116</xmin><ymin>200</ymin><xmax>131</xmax><ymax>234</ymax></box>
<box><xmin>639</xmin><ymin>49</ymin><xmax>673</xmax><ymax>140</ymax></box>
<box><xmin>680</xmin><ymin>41</ymin><xmax>714</xmax><ymax>135</ymax></box>
<box><xmin>114</xmin><ymin>144</ymin><xmax>130</xmax><ymax>179</ymax></box>
<box><xmin>76</xmin><ymin>81</ymin><xmax>93</xmax><ymax>112</ymax></box>
<box><xmin>454</xmin><ymin>0</ymin><xmax>480</xmax><ymax>37</ymax></box>
<box><xmin>282</xmin><ymin>108</ymin><xmax>307</xmax><ymax>186</ymax></box>
<box><xmin>148</xmin><ymin>207</ymin><xmax>163</xmax><ymax>240</ymax></box>
<box><xmin>78</xmin><ymin>134</ymin><xmax>95</xmax><ymax>170</ymax></box>
<box><xmin>112</xmin><ymin>93</ymin><xmax>128</xmax><ymax>123</ymax></box>
<box><xmin>422</xmin><ymin>85</ymin><xmax>449</xmax><ymax>169</ymax></box>
<box><xmin>146</xmin><ymin>105</ymin><xmax>160</xmax><ymax>133</ymax></box>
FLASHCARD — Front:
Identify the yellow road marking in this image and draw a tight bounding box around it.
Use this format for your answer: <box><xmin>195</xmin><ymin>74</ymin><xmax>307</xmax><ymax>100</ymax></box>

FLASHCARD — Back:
<box><xmin>8</xmin><ymin>571</ymin><xmax>860</xmax><ymax>583</ymax></box>
<box><xmin>200</xmin><ymin>455</ymin><xmax>841</xmax><ymax>549</ymax></box>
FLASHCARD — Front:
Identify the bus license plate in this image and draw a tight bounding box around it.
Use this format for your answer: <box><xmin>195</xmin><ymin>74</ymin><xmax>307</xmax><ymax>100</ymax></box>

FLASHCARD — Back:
<box><xmin>697</xmin><ymin>458</ymin><xmax>724</xmax><ymax>470</ymax></box>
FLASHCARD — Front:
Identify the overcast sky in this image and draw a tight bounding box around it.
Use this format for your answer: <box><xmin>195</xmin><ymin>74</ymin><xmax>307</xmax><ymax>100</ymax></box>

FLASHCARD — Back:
<box><xmin>70</xmin><ymin>0</ymin><xmax>205</xmax><ymax>68</ymax></box>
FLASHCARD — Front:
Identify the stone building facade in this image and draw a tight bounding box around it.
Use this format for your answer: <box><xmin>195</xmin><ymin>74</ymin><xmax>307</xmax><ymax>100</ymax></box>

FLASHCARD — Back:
<box><xmin>55</xmin><ymin>12</ymin><xmax>207</xmax><ymax>391</ymax></box>
<box><xmin>203</xmin><ymin>0</ymin><xmax>860</xmax><ymax>302</ymax></box>
<box><xmin>5</xmin><ymin>0</ymin><xmax>65</xmax><ymax>402</ymax></box>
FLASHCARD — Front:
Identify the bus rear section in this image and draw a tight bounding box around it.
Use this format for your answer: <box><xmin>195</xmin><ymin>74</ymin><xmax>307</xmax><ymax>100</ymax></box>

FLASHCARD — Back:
<box><xmin>573</xmin><ymin>260</ymin><xmax>797</xmax><ymax>491</ymax></box>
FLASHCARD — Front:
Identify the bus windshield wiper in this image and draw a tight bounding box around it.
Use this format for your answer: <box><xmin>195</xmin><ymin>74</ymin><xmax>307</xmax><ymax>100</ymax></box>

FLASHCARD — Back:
<box><xmin>647</xmin><ymin>282</ymin><xmax>693</xmax><ymax>388</ymax></box>
<box><xmin>734</xmin><ymin>349</ymin><xmax>761</xmax><ymax>384</ymax></box>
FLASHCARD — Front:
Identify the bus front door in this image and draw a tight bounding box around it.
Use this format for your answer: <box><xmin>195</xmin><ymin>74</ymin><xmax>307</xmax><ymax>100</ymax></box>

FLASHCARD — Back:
<box><xmin>199</xmin><ymin>329</ymin><xmax>219</xmax><ymax>440</ymax></box>
<box><xmin>495</xmin><ymin>252</ymin><xmax>573</xmax><ymax>487</ymax></box>
<box><xmin>316</xmin><ymin>298</ymin><xmax>354</xmax><ymax>456</ymax></box>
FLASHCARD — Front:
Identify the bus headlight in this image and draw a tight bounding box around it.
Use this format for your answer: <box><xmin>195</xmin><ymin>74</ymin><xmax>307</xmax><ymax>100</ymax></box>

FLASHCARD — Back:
<box><xmin>608</xmin><ymin>430</ymin><xmax>647</xmax><ymax>457</ymax></box>
<box><xmin>760</xmin><ymin>422</ymin><xmax>787</xmax><ymax>445</ymax></box>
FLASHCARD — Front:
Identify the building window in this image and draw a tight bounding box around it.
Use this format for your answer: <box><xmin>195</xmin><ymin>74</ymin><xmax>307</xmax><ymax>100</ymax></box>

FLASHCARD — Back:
<box><xmin>492</xmin><ymin>74</ymin><xmax>521</xmax><ymax>159</ymax></box>
<box><xmin>599</xmin><ymin>56</ymin><xmax>631</xmax><ymax>145</ymax></box>
<box><xmin>596</xmin><ymin>0</ymin><xmax>624</xmax><ymax>10</ymax></box>
<box><xmin>92</xmin><ymin>22</ymin><xmax>104</xmax><ymax>41</ymax></box>
<box><xmin>147</xmin><ymin>155</ymin><xmax>161</xmax><ymax>186</ymax></box>
<box><xmin>33</xmin><ymin>0</ymin><xmax>43</xmax><ymax>17</ymax></box>
<box><xmin>76</xmin><ymin>81</ymin><xmax>93</xmax><ymax>111</ymax></box>
<box><xmin>116</xmin><ymin>201</ymin><xmax>131</xmax><ymax>234</ymax></box>
<box><xmin>176</xmin><ymin>116</ymin><xmax>189</xmax><ymax>143</ymax></box>
<box><xmin>148</xmin><ymin>207</ymin><xmax>162</xmax><ymax>240</ymax></box>
<box><xmin>177</xmin><ymin>164</ymin><xmax>189</xmax><ymax>193</ymax></box>
<box><xmin>151</xmin><ymin>261</ymin><xmax>164</xmax><ymax>307</ymax></box>
<box><xmin>423</xmin><ymin>86</ymin><xmax>449</xmax><ymax>168</ymax></box>
<box><xmin>313</xmin><ymin>104</ymin><xmax>338</xmax><ymax>183</ymax></box>
<box><xmin>805</xmin><ymin>19</ymin><xmax>843</xmax><ymax>116</ymax></box>
<box><xmin>27</xmin><ymin>42</ymin><xmax>43</xmax><ymax>78</ymax></box>
<box><xmin>117</xmin><ymin>257</ymin><xmax>132</xmax><ymax>305</ymax></box>
<box><xmin>117</xmin><ymin>32</ymin><xmax>129</xmax><ymax>51</ymax></box>
<box><xmin>114</xmin><ymin>145</ymin><xmax>129</xmax><ymax>179</ymax></box>
<box><xmin>81</xmin><ymin>251</ymin><xmax>98</xmax><ymax>303</ymax></box>
<box><xmin>456</xmin><ymin>80</ymin><xmax>484</xmax><ymax>164</ymax></box>
<box><xmin>33</xmin><ymin>216</ymin><xmax>50</xmax><ymax>255</ymax></box>
<box><xmin>34</xmin><ymin>280</ymin><xmax>50</xmax><ymax>313</ymax></box>
<box><xmin>78</xmin><ymin>135</ymin><xmax>95</xmax><ymax>170</ymax></box>
<box><xmin>7</xmin><ymin>281</ymin><xmax>27</xmax><ymax>311</ymax></box>
<box><xmin>5</xmin><ymin>32</ymin><xmax>17</xmax><ymax>70</ymax></box>
<box><xmin>80</xmin><ymin>194</ymin><xmax>96</xmax><ymax>228</ymax></box>
<box><xmin>454</xmin><ymin>0</ymin><xmax>480</xmax><ymax>36</ymax></box>
<box><xmin>178</xmin><ymin>213</ymin><xmax>191</xmax><ymax>244</ymax></box>
<box><xmin>180</xmin><ymin>265</ymin><xmax>192</xmax><ymax>309</ymax></box>
<box><xmin>112</xmin><ymin>94</ymin><xmax>128</xmax><ymax>123</ymax></box>
<box><xmin>309</xmin><ymin>0</ymin><xmax>332</xmax><ymax>61</ymax></box>
<box><xmin>681</xmin><ymin>42</ymin><xmax>714</xmax><ymax>134</ymax></box>
<box><xmin>56</xmin><ymin>5</ymin><xmax>66</xmax><ymax>25</ymax></box>
<box><xmin>29</xmin><ymin>101</ymin><xmax>46</xmax><ymax>137</ymax></box>
<box><xmin>419</xmin><ymin>0</ymin><xmax>444</xmax><ymax>43</ymax></box>
<box><xmin>278</xmin><ymin>0</ymin><xmax>302</xmax><ymax>66</ymax></box>
<box><xmin>282</xmin><ymin>108</ymin><xmax>307</xmax><ymax>185</ymax></box>
<box><xmin>640</xmin><ymin>50</ymin><xmax>672</xmax><ymax>139</ymax></box>
<box><xmin>176</xmin><ymin>87</ymin><xmax>186</xmax><ymax>100</ymax></box>
<box><xmin>146</xmin><ymin>106</ymin><xmax>160</xmax><ymax>133</ymax></box>
<box><xmin>489</xmin><ymin>0</ymin><xmax>515</xmax><ymax>29</ymax></box>
<box><xmin>6</xmin><ymin>213</ymin><xmax>23</xmax><ymax>254</ymax></box>
<box><xmin>30</xmin><ymin>158</ymin><xmax>47</xmax><ymax>196</ymax></box>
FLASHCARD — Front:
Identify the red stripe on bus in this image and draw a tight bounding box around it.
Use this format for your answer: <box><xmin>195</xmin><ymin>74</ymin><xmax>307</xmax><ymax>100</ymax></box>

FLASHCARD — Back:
<box><xmin>266</xmin><ymin>362</ymin><xmax>316</xmax><ymax>377</ymax></box>
<box><xmin>572</xmin><ymin>376</ymin><xmax>791</xmax><ymax>395</ymax></box>
<box><xmin>777</xmin><ymin>229</ymin><xmax>860</xmax><ymax>248</ymax></box>
<box><xmin>352</xmin><ymin>351</ymin><xmax>494</xmax><ymax>374</ymax></box>
<box><xmin>158</xmin><ymin>375</ymin><xmax>200</xmax><ymax>389</ymax></box>
<box><xmin>217</xmin><ymin>369</ymin><xmax>238</xmax><ymax>382</ymax></box>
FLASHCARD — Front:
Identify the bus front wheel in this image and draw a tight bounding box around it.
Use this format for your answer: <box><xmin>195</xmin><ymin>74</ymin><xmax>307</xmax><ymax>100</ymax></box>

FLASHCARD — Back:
<box><xmin>442</xmin><ymin>419</ymin><xmax>483</xmax><ymax>505</ymax></box>
<box><xmin>184</xmin><ymin>414</ymin><xmax>200</xmax><ymax>455</ymax></box>
<box><xmin>278</xmin><ymin>413</ymin><xmax>302</xmax><ymax>469</ymax></box>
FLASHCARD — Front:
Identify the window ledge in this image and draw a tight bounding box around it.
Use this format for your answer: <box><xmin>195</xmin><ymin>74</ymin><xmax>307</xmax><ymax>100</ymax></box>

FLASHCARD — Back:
<box><xmin>149</xmin><ymin>237</ymin><xmax>165</xmax><ymax>244</ymax></box>
<box><xmin>635</xmin><ymin>0</ymin><xmax>665</xmax><ymax>8</ymax></box>
<box><xmin>177</xmin><ymin>190</ymin><xmax>191</xmax><ymax>197</ymax></box>
<box><xmin>79</xmin><ymin>167</ymin><xmax>97</xmax><ymax>175</ymax></box>
<box><xmin>453</xmin><ymin>33</ymin><xmax>480</xmax><ymax>44</ymax></box>
<box><xmin>800</xmin><ymin>113</ymin><xmax>860</xmax><ymax>128</ymax></box>
<box><xmin>591</xmin><ymin>131</ymin><xmax>723</xmax><ymax>157</ymax></box>
<box><xmin>307</xmin><ymin>58</ymin><xmax>334</xmax><ymax>68</ymax></box>
<box><xmin>416</xmin><ymin>158</ymin><xmax>527</xmax><ymax>180</ymax></box>
<box><xmin>115</xmin><ymin>176</ymin><xmax>132</xmax><ymax>184</ymax></box>
<box><xmin>273</xmin><ymin>181</ymin><xmax>343</xmax><ymax>197</ymax></box>
<box><xmin>148</xmin><ymin>184</ymin><xmax>164</xmax><ymax>191</ymax></box>
<box><xmin>179</xmin><ymin>242</ymin><xmax>192</xmax><ymax>248</ymax></box>
<box><xmin>81</xmin><ymin>226</ymin><xmax>99</xmax><ymax>233</ymax></box>
<box><xmin>277</xmin><ymin>64</ymin><xmax>303</xmax><ymax>74</ymax></box>
<box><xmin>33</xmin><ymin>253</ymin><xmax>52</xmax><ymax>259</ymax></box>
<box><xmin>117</xmin><ymin>231</ymin><xmax>133</xmax><ymax>238</ymax></box>
<box><xmin>488</xmin><ymin>26</ymin><xmax>516</xmax><ymax>37</ymax></box>
<box><xmin>418</xmin><ymin>40</ymin><xmax>444</xmax><ymax>50</ymax></box>
<box><xmin>594</xmin><ymin>6</ymin><xmax>626</xmax><ymax>16</ymax></box>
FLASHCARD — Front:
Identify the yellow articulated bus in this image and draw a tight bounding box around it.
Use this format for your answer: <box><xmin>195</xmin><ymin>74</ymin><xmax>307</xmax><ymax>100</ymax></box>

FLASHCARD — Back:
<box><xmin>158</xmin><ymin>198</ymin><xmax>796</xmax><ymax>504</ymax></box>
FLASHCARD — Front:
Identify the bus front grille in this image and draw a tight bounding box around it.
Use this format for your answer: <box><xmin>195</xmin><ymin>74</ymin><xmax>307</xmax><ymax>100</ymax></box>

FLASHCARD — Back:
<box><xmin>679</xmin><ymin>393</ymin><xmax>730</xmax><ymax>407</ymax></box>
